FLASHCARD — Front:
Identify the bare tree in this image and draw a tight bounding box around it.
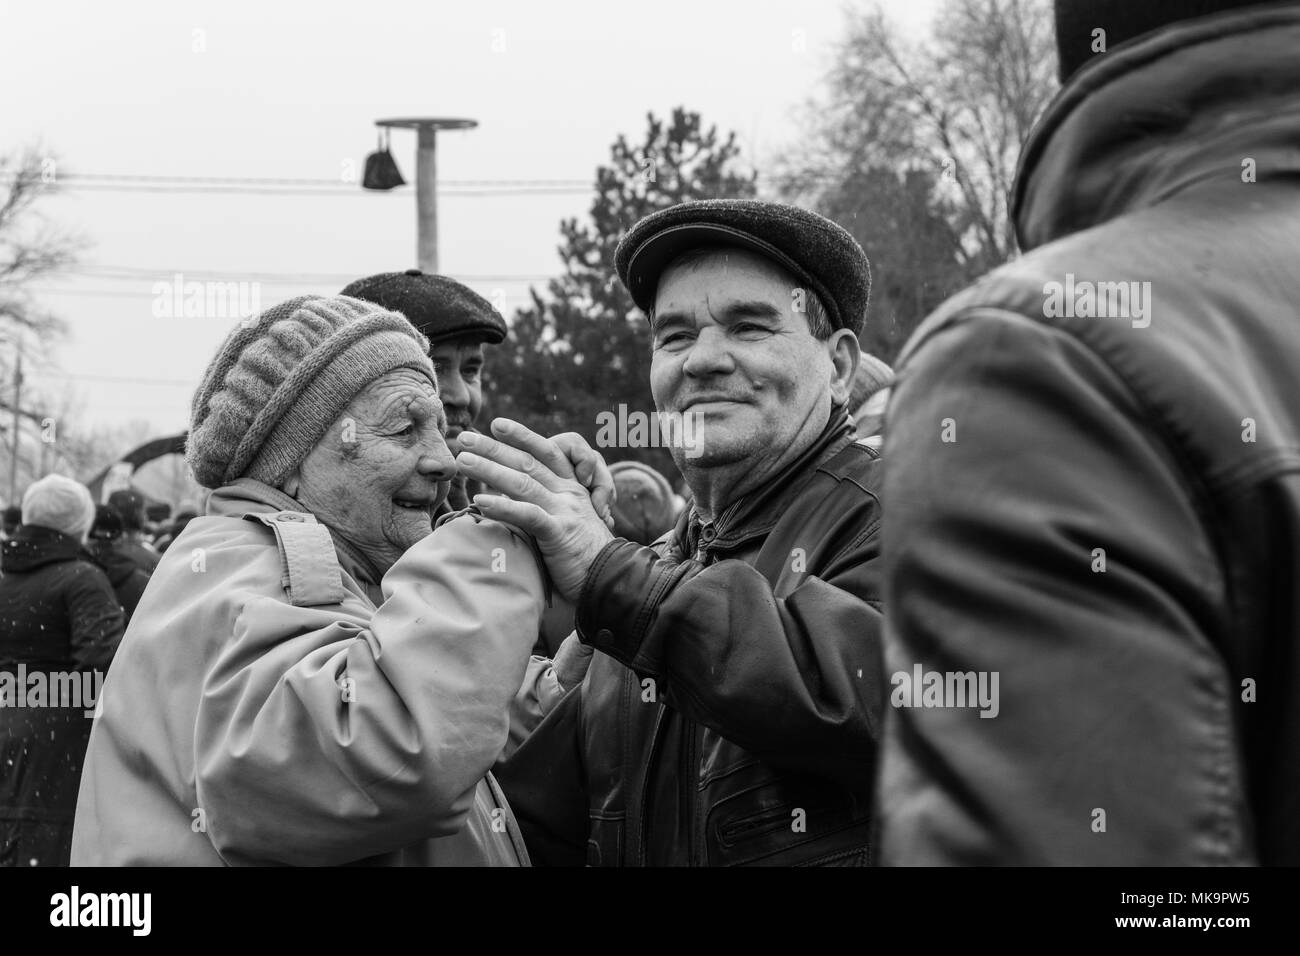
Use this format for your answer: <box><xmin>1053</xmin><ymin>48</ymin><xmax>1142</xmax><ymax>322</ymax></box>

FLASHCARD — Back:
<box><xmin>804</xmin><ymin>0</ymin><xmax>1055</xmax><ymax>268</ymax></box>
<box><xmin>1</xmin><ymin>147</ymin><xmax>86</xmax><ymax>498</ymax></box>
<box><xmin>778</xmin><ymin>0</ymin><xmax>1057</xmax><ymax>358</ymax></box>
<box><xmin>0</xmin><ymin>148</ymin><xmax>82</xmax><ymax>348</ymax></box>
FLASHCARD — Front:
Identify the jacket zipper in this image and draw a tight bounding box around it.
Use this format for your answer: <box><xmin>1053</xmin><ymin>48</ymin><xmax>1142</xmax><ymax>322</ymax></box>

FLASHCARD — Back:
<box><xmin>682</xmin><ymin>536</ymin><xmax>718</xmax><ymax>865</ymax></box>
<box><xmin>686</xmin><ymin>718</ymin><xmax>703</xmax><ymax>865</ymax></box>
<box><xmin>638</xmin><ymin>700</ymin><xmax>666</xmax><ymax>866</ymax></box>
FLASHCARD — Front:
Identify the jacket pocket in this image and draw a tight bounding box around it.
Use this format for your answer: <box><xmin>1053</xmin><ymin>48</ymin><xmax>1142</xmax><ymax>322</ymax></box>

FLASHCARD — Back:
<box><xmin>586</xmin><ymin>811</ymin><xmax>624</xmax><ymax>867</ymax></box>
<box><xmin>707</xmin><ymin>779</ymin><xmax>872</xmax><ymax>867</ymax></box>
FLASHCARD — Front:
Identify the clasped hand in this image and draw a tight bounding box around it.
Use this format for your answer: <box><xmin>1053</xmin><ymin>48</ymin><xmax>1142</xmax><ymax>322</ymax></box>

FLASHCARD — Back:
<box><xmin>456</xmin><ymin>418</ymin><xmax>616</xmax><ymax>601</ymax></box>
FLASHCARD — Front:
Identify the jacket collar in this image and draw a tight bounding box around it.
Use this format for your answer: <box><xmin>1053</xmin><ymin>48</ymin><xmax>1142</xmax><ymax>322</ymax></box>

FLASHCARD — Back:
<box><xmin>673</xmin><ymin>405</ymin><xmax>854</xmax><ymax>557</ymax></box>
<box><xmin>206</xmin><ymin>478</ymin><xmax>384</xmax><ymax>588</ymax></box>
<box><xmin>1014</xmin><ymin>4</ymin><xmax>1300</xmax><ymax>251</ymax></box>
<box><xmin>1</xmin><ymin>524</ymin><xmax>88</xmax><ymax>572</ymax></box>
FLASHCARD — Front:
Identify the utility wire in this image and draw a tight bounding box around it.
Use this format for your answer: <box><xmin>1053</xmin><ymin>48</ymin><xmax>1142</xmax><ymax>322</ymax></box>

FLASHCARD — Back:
<box><xmin>55</xmin><ymin>183</ymin><xmax>590</xmax><ymax>197</ymax></box>
<box><xmin>29</xmin><ymin>284</ymin><xmax>542</xmax><ymax>299</ymax></box>
<box><xmin>57</xmin><ymin>267</ymin><xmax>556</xmax><ymax>283</ymax></box>
<box><xmin>8</xmin><ymin>170</ymin><xmax>794</xmax><ymax>197</ymax></box>
<box><xmin>56</xmin><ymin>173</ymin><xmax>592</xmax><ymax>188</ymax></box>
<box><xmin>9</xmin><ymin>171</ymin><xmax>594</xmax><ymax>197</ymax></box>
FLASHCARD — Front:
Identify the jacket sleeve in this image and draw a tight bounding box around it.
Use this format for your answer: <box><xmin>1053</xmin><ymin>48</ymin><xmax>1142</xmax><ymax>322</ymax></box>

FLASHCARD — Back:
<box><xmin>574</xmin><ymin>498</ymin><xmax>884</xmax><ymax>789</ymax></box>
<box><xmin>65</xmin><ymin>563</ymin><xmax>125</xmax><ymax>672</ymax></box>
<box><xmin>193</xmin><ymin>514</ymin><xmax>545</xmax><ymax>866</ymax></box>
<box><xmin>501</xmin><ymin>655</ymin><xmax>565</xmax><ymax>761</ymax></box>
<box><xmin>501</xmin><ymin>632</ymin><xmax>592</xmax><ymax>761</ymax></box>
<box><xmin>494</xmin><ymin>679</ymin><xmax>590</xmax><ymax>866</ymax></box>
<box><xmin>878</xmin><ymin>308</ymin><xmax>1248</xmax><ymax>865</ymax></box>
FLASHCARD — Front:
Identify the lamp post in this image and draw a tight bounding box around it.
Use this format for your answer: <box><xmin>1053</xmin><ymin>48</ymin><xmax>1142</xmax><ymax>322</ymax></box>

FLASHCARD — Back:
<box><xmin>373</xmin><ymin>117</ymin><xmax>478</xmax><ymax>273</ymax></box>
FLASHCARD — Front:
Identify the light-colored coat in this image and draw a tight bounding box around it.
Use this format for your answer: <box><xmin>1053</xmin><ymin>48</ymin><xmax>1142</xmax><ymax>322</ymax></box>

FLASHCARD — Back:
<box><xmin>73</xmin><ymin>478</ymin><xmax>549</xmax><ymax>866</ymax></box>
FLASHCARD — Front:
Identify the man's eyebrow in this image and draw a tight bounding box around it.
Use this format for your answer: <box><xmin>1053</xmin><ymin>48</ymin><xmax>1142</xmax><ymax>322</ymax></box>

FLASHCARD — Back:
<box><xmin>650</xmin><ymin>310</ymin><xmax>693</xmax><ymax>335</ymax></box>
<box><xmin>718</xmin><ymin>299</ymin><xmax>783</xmax><ymax>321</ymax></box>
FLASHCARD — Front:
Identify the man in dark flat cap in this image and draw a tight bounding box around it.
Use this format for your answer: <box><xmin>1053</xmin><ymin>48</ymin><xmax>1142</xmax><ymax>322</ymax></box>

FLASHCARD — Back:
<box><xmin>342</xmin><ymin>269</ymin><xmax>507</xmax><ymax>511</ymax></box>
<box><xmin>463</xmin><ymin>198</ymin><xmax>886</xmax><ymax>865</ymax></box>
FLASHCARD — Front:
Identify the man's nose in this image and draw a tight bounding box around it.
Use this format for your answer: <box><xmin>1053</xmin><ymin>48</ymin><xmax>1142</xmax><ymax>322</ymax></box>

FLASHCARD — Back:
<box><xmin>417</xmin><ymin>433</ymin><xmax>458</xmax><ymax>481</ymax></box>
<box><xmin>681</xmin><ymin>326</ymin><xmax>736</xmax><ymax>377</ymax></box>
<box><xmin>437</xmin><ymin>369</ymin><xmax>469</xmax><ymax>411</ymax></box>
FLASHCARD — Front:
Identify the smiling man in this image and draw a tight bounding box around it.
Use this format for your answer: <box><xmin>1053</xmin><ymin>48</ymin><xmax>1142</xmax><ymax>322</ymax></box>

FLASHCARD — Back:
<box><xmin>342</xmin><ymin>269</ymin><xmax>507</xmax><ymax>512</ymax></box>
<box><xmin>477</xmin><ymin>199</ymin><xmax>887</xmax><ymax>865</ymax></box>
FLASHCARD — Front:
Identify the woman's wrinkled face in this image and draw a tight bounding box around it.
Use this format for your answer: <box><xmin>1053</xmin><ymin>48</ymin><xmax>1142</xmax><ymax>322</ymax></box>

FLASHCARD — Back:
<box><xmin>287</xmin><ymin>368</ymin><xmax>456</xmax><ymax>575</ymax></box>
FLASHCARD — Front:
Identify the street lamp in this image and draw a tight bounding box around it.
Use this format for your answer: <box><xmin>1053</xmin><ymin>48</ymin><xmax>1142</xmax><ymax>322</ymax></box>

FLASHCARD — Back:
<box><xmin>370</xmin><ymin>117</ymin><xmax>478</xmax><ymax>273</ymax></box>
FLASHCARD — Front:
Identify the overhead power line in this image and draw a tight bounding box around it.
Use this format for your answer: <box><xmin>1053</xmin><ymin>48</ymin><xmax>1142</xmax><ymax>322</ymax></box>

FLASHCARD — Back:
<box><xmin>58</xmin><ymin>183</ymin><xmax>590</xmax><ymax>197</ymax></box>
<box><xmin>60</xmin><ymin>173</ymin><xmax>592</xmax><ymax>188</ymax></box>
<box><xmin>34</xmin><ymin>370</ymin><xmax>197</xmax><ymax>387</ymax></box>
<box><xmin>13</xmin><ymin>172</ymin><xmax>594</xmax><ymax>198</ymax></box>
<box><xmin>7</xmin><ymin>169</ymin><xmax>805</xmax><ymax>198</ymax></box>
<box><xmin>63</xmin><ymin>266</ymin><xmax>556</xmax><ymax>283</ymax></box>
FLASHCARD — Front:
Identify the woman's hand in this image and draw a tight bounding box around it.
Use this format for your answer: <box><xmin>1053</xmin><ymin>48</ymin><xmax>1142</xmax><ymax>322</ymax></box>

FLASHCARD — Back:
<box><xmin>456</xmin><ymin>419</ymin><xmax>616</xmax><ymax>600</ymax></box>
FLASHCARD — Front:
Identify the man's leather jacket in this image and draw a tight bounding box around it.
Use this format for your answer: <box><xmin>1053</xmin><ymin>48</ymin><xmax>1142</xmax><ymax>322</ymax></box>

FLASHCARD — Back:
<box><xmin>498</xmin><ymin>412</ymin><xmax>884</xmax><ymax>865</ymax></box>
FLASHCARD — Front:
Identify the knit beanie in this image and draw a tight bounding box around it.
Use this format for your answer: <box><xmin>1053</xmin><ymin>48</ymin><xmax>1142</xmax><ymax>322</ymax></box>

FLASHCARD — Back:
<box><xmin>1054</xmin><ymin>0</ymin><xmax>1292</xmax><ymax>82</ymax></box>
<box><xmin>187</xmin><ymin>294</ymin><xmax>436</xmax><ymax>490</ymax></box>
<box><xmin>22</xmin><ymin>474</ymin><xmax>95</xmax><ymax>541</ymax></box>
<box><xmin>107</xmin><ymin>488</ymin><xmax>146</xmax><ymax>531</ymax></box>
<box><xmin>90</xmin><ymin>503</ymin><xmax>124</xmax><ymax>541</ymax></box>
<box><xmin>609</xmin><ymin>460</ymin><xmax>678</xmax><ymax>546</ymax></box>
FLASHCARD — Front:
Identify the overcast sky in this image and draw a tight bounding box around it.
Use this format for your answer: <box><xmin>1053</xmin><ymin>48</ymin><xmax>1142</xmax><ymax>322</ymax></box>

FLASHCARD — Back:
<box><xmin>2</xmin><ymin>0</ymin><xmax>940</xmax><ymax>441</ymax></box>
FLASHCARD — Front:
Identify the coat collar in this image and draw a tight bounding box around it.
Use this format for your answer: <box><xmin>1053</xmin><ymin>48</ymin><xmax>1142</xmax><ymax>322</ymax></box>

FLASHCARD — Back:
<box><xmin>672</xmin><ymin>405</ymin><xmax>854</xmax><ymax>558</ymax></box>
<box><xmin>206</xmin><ymin>478</ymin><xmax>384</xmax><ymax>588</ymax></box>
<box><xmin>1</xmin><ymin>524</ymin><xmax>88</xmax><ymax>572</ymax></box>
<box><xmin>1014</xmin><ymin>4</ymin><xmax>1300</xmax><ymax>251</ymax></box>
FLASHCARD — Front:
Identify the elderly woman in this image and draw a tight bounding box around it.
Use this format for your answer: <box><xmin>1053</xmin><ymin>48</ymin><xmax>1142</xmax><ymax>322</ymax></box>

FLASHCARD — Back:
<box><xmin>1</xmin><ymin>474</ymin><xmax>123</xmax><ymax>866</ymax></box>
<box><xmin>72</xmin><ymin>294</ymin><xmax>596</xmax><ymax>866</ymax></box>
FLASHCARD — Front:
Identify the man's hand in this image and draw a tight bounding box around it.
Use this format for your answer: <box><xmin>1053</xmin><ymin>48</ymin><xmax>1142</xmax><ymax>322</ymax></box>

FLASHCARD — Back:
<box><xmin>549</xmin><ymin>432</ymin><xmax>616</xmax><ymax>530</ymax></box>
<box><xmin>456</xmin><ymin>419</ymin><xmax>615</xmax><ymax>600</ymax></box>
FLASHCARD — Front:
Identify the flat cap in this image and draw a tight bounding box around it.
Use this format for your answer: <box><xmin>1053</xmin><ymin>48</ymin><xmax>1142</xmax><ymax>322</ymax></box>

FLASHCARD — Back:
<box><xmin>341</xmin><ymin>269</ymin><xmax>507</xmax><ymax>345</ymax></box>
<box><xmin>614</xmin><ymin>199</ymin><xmax>871</xmax><ymax>336</ymax></box>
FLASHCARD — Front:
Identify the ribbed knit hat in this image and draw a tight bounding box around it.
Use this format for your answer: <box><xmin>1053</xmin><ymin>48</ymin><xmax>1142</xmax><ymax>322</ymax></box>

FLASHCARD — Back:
<box><xmin>1053</xmin><ymin>0</ymin><xmax>1288</xmax><ymax>82</ymax></box>
<box><xmin>187</xmin><ymin>294</ymin><xmax>436</xmax><ymax>490</ymax></box>
<box><xmin>22</xmin><ymin>474</ymin><xmax>95</xmax><ymax>541</ymax></box>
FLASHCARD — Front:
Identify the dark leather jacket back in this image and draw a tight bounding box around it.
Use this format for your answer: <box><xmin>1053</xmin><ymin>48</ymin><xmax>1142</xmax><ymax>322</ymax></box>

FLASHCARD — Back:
<box><xmin>500</xmin><ymin>414</ymin><xmax>884</xmax><ymax>865</ymax></box>
<box><xmin>878</xmin><ymin>5</ymin><xmax>1300</xmax><ymax>864</ymax></box>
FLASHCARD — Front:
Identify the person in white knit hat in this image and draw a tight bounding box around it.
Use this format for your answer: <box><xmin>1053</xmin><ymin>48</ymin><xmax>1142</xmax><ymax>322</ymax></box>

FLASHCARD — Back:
<box><xmin>73</xmin><ymin>294</ymin><xmax>610</xmax><ymax>866</ymax></box>
<box><xmin>1</xmin><ymin>473</ymin><xmax>124</xmax><ymax>866</ymax></box>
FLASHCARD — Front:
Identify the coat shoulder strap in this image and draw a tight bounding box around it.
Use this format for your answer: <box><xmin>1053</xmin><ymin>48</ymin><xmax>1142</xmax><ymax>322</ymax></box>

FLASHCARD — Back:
<box><xmin>244</xmin><ymin>511</ymin><xmax>346</xmax><ymax>607</ymax></box>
